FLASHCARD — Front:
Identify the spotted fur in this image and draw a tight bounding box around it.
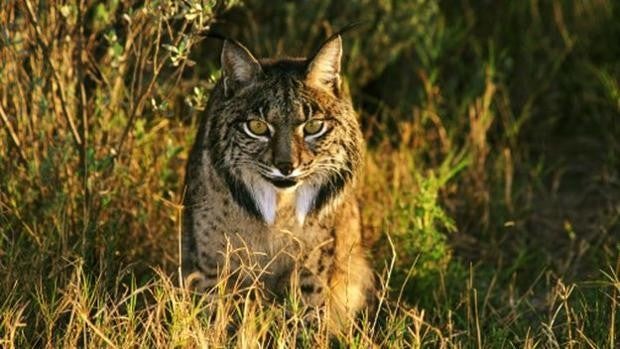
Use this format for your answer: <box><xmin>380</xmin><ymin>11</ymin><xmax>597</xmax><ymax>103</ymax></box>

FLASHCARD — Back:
<box><xmin>182</xmin><ymin>35</ymin><xmax>374</xmax><ymax>329</ymax></box>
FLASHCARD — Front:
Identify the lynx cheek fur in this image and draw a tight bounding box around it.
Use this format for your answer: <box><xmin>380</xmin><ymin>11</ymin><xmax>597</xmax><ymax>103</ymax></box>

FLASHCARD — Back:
<box><xmin>182</xmin><ymin>34</ymin><xmax>374</xmax><ymax>327</ymax></box>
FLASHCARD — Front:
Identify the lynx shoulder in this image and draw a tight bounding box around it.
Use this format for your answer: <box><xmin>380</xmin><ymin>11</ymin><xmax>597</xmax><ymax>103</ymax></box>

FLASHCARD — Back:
<box><xmin>182</xmin><ymin>34</ymin><xmax>374</xmax><ymax>328</ymax></box>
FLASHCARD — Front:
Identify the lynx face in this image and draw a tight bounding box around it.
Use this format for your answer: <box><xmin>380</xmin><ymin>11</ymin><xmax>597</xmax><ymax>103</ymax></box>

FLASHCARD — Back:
<box><xmin>207</xmin><ymin>37</ymin><xmax>363</xmax><ymax>224</ymax></box>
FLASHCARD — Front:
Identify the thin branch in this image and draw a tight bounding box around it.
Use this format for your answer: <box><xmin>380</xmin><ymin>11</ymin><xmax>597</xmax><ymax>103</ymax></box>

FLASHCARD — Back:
<box><xmin>23</xmin><ymin>0</ymin><xmax>82</xmax><ymax>149</ymax></box>
<box><xmin>114</xmin><ymin>18</ymin><xmax>166</xmax><ymax>161</ymax></box>
<box><xmin>0</xmin><ymin>103</ymin><xmax>28</xmax><ymax>165</ymax></box>
<box><xmin>115</xmin><ymin>18</ymin><xmax>194</xmax><ymax>161</ymax></box>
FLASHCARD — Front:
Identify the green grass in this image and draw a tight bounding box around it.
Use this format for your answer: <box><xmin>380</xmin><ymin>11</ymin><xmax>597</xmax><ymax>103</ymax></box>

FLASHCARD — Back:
<box><xmin>1</xmin><ymin>0</ymin><xmax>619</xmax><ymax>347</ymax></box>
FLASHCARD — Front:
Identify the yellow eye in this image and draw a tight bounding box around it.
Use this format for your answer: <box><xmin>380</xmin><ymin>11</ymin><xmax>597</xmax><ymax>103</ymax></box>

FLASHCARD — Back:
<box><xmin>303</xmin><ymin>120</ymin><xmax>324</xmax><ymax>136</ymax></box>
<box><xmin>246</xmin><ymin>120</ymin><xmax>269</xmax><ymax>136</ymax></box>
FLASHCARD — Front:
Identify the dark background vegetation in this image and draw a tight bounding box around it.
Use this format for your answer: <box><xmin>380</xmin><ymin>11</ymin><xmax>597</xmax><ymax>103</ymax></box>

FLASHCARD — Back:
<box><xmin>1</xmin><ymin>0</ymin><xmax>618</xmax><ymax>346</ymax></box>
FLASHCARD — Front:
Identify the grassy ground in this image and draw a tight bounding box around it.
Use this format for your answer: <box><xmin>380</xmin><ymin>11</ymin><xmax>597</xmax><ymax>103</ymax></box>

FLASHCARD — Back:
<box><xmin>1</xmin><ymin>0</ymin><xmax>618</xmax><ymax>347</ymax></box>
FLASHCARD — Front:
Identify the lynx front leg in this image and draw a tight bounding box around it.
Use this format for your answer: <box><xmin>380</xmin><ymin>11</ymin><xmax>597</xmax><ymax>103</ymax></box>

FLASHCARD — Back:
<box><xmin>298</xmin><ymin>240</ymin><xmax>335</xmax><ymax>305</ymax></box>
<box><xmin>183</xmin><ymin>250</ymin><xmax>224</xmax><ymax>293</ymax></box>
<box><xmin>182</xmin><ymin>205</ymin><xmax>223</xmax><ymax>293</ymax></box>
<box><xmin>294</xmin><ymin>242</ymin><xmax>373</xmax><ymax>332</ymax></box>
<box><xmin>182</xmin><ymin>226</ymin><xmax>240</xmax><ymax>294</ymax></box>
<box><xmin>327</xmin><ymin>246</ymin><xmax>375</xmax><ymax>330</ymax></box>
<box><xmin>296</xmin><ymin>268</ymin><xmax>327</xmax><ymax>308</ymax></box>
<box><xmin>319</xmin><ymin>200</ymin><xmax>376</xmax><ymax>330</ymax></box>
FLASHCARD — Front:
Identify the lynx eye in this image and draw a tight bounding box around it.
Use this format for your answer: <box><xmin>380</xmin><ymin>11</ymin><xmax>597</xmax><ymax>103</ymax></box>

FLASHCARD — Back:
<box><xmin>303</xmin><ymin>120</ymin><xmax>325</xmax><ymax>137</ymax></box>
<box><xmin>244</xmin><ymin>119</ymin><xmax>270</xmax><ymax>137</ymax></box>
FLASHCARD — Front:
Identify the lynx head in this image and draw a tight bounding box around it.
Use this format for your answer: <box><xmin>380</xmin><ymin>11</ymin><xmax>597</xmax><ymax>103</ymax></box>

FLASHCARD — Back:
<box><xmin>207</xmin><ymin>35</ymin><xmax>363</xmax><ymax>225</ymax></box>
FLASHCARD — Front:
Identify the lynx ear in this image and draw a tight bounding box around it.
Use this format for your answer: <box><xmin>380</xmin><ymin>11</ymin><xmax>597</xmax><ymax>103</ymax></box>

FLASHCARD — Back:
<box><xmin>306</xmin><ymin>35</ymin><xmax>342</xmax><ymax>94</ymax></box>
<box><xmin>221</xmin><ymin>40</ymin><xmax>261</xmax><ymax>96</ymax></box>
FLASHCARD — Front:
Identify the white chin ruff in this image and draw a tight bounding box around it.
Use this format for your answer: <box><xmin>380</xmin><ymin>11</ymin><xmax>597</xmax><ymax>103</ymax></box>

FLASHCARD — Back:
<box><xmin>295</xmin><ymin>183</ymin><xmax>317</xmax><ymax>225</ymax></box>
<box><xmin>246</xmin><ymin>175</ymin><xmax>277</xmax><ymax>225</ymax></box>
<box><xmin>244</xmin><ymin>173</ymin><xmax>320</xmax><ymax>226</ymax></box>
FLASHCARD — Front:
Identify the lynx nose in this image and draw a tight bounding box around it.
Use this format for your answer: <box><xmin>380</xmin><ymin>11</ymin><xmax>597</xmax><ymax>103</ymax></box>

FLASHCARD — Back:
<box><xmin>275</xmin><ymin>162</ymin><xmax>294</xmax><ymax>176</ymax></box>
